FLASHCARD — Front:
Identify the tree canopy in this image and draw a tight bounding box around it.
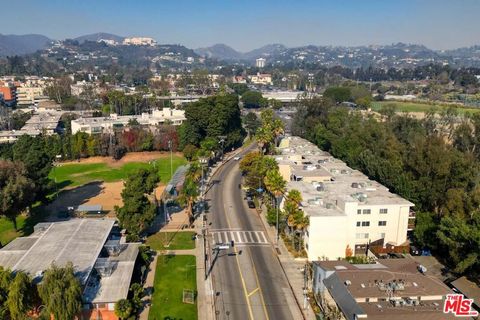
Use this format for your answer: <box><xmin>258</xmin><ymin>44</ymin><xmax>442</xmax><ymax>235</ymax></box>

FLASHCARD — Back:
<box><xmin>38</xmin><ymin>263</ymin><xmax>82</xmax><ymax>320</ymax></box>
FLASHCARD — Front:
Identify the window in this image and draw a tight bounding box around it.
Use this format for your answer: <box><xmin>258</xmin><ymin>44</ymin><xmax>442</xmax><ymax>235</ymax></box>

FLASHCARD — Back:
<box><xmin>356</xmin><ymin>233</ymin><xmax>367</xmax><ymax>239</ymax></box>
<box><xmin>380</xmin><ymin>208</ymin><xmax>388</xmax><ymax>214</ymax></box>
<box><xmin>378</xmin><ymin>221</ymin><xmax>387</xmax><ymax>226</ymax></box>
<box><xmin>361</xmin><ymin>221</ymin><xmax>370</xmax><ymax>227</ymax></box>
<box><xmin>356</xmin><ymin>221</ymin><xmax>361</xmax><ymax>227</ymax></box>
<box><xmin>380</xmin><ymin>233</ymin><xmax>386</xmax><ymax>239</ymax></box>
<box><xmin>357</xmin><ymin>209</ymin><xmax>362</xmax><ymax>215</ymax></box>
<box><xmin>363</xmin><ymin>209</ymin><xmax>371</xmax><ymax>214</ymax></box>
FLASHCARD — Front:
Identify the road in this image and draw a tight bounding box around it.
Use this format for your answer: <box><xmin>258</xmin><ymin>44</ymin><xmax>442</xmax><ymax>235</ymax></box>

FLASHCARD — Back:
<box><xmin>204</xmin><ymin>146</ymin><xmax>300</xmax><ymax>320</ymax></box>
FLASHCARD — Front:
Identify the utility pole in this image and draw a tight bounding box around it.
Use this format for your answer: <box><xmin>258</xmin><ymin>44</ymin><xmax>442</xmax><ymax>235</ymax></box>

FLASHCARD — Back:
<box><xmin>168</xmin><ymin>139</ymin><xmax>173</xmax><ymax>179</ymax></box>
<box><xmin>206</xmin><ymin>241</ymin><xmax>234</xmax><ymax>280</ymax></box>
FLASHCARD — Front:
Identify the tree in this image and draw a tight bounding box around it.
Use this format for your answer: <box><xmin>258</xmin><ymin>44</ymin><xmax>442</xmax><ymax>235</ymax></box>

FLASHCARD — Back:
<box><xmin>0</xmin><ymin>267</ymin><xmax>13</xmax><ymax>319</ymax></box>
<box><xmin>38</xmin><ymin>263</ymin><xmax>82</xmax><ymax>320</ymax></box>
<box><xmin>7</xmin><ymin>271</ymin><xmax>35</xmax><ymax>320</ymax></box>
<box><xmin>114</xmin><ymin>299</ymin><xmax>132</xmax><ymax>320</ymax></box>
<box><xmin>12</xmin><ymin>135</ymin><xmax>53</xmax><ymax>198</ymax></box>
<box><xmin>244</xmin><ymin>112</ymin><xmax>261</xmax><ymax>137</ymax></box>
<box><xmin>182</xmin><ymin>144</ymin><xmax>198</xmax><ymax>161</ymax></box>
<box><xmin>116</xmin><ymin>168</ymin><xmax>159</xmax><ymax>239</ymax></box>
<box><xmin>242</xmin><ymin>91</ymin><xmax>265</xmax><ymax>108</ymax></box>
<box><xmin>0</xmin><ymin>161</ymin><xmax>35</xmax><ymax>229</ymax></box>
<box><xmin>323</xmin><ymin>87</ymin><xmax>351</xmax><ymax>103</ymax></box>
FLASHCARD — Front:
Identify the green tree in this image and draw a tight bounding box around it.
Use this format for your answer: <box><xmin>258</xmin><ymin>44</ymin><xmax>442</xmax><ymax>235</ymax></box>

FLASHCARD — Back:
<box><xmin>323</xmin><ymin>86</ymin><xmax>351</xmax><ymax>103</ymax></box>
<box><xmin>7</xmin><ymin>272</ymin><xmax>35</xmax><ymax>320</ymax></box>
<box><xmin>116</xmin><ymin>168</ymin><xmax>159</xmax><ymax>239</ymax></box>
<box><xmin>38</xmin><ymin>263</ymin><xmax>82</xmax><ymax>320</ymax></box>
<box><xmin>114</xmin><ymin>299</ymin><xmax>132</xmax><ymax>320</ymax></box>
<box><xmin>0</xmin><ymin>161</ymin><xmax>35</xmax><ymax>229</ymax></box>
<box><xmin>0</xmin><ymin>267</ymin><xmax>13</xmax><ymax>319</ymax></box>
<box><xmin>244</xmin><ymin>112</ymin><xmax>261</xmax><ymax>137</ymax></box>
<box><xmin>242</xmin><ymin>91</ymin><xmax>265</xmax><ymax>108</ymax></box>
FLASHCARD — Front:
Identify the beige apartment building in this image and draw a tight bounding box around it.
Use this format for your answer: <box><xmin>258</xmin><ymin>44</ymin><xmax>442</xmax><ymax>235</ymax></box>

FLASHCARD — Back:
<box><xmin>276</xmin><ymin>136</ymin><xmax>414</xmax><ymax>261</ymax></box>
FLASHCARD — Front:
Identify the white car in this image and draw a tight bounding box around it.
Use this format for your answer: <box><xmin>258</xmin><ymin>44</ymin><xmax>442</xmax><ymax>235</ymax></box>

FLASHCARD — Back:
<box><xmin>233</xmin><ymin>156</ymin><xmax>241</xmax><ymax>161</ymax></box>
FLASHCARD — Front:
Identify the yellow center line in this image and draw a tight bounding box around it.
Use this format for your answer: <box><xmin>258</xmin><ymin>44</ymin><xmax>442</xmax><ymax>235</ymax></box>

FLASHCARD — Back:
<box><xmin>247</xmin><ymin>287</ymin><xmax>260</xmax><ymax>297</ymax></box>
<box><xmin>220</xmin><ymin>166</ymin><xmax>255</xmax><ymax>320</ymax></box>
<box><xmin>248</xmin><ymin>247</ymin><xmax>271</xmax><ymax>320</ymax></box>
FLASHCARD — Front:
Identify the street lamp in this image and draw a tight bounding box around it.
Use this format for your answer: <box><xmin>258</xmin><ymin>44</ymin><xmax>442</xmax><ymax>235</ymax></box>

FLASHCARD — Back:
<box><xmin>168</xmin><ymin>140</ymin><xmax>173</xmax><ymax>179</ymax></box>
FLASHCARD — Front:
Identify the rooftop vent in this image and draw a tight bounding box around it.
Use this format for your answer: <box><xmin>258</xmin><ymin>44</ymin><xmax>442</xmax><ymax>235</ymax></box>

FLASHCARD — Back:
<box><xmin>344</xmin><ymin>280</ymin><xmax>352</xmax><ymax>286</ymax></box>
<box><xmin>351</xmin><ymin>183</ymin><xmax>359</xmax><ymax>188</ymax></box>
<box><xmin>325</xmin><ymin>203</ymin><xmax>334</xmax><ymax>209</ymax></box>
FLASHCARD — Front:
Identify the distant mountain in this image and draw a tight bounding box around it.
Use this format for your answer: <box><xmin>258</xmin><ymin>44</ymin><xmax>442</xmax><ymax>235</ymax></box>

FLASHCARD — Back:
<box><xmin>243</xmin><ymin>44</ymin><xmax>288</xmax><ymax>60</ymax></box>
<box><xmin>195</xmin><ymin>43</ymin><xmax>289</xmax><ymax>61</ymax></box>
<box><xmin>73</xmin><ymin>32</ymin><xmax>124</xmax><ymax>44</ymax></box>
<box><xmin>195</xmin><ymin>43</ymin><xmax>242</xmax><ymax>60</ymax></box>
<box><xmin>0</xmin><ymin>34</ymin><xmax>52</xmax><ymax>56</ymax></box>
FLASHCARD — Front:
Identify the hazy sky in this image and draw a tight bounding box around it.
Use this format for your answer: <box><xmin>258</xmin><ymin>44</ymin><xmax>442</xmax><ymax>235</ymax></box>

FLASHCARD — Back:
<box><xmin>4</xmin><ymin>0</ymin><xmax>480</xmax><ymax>51</ymax></box>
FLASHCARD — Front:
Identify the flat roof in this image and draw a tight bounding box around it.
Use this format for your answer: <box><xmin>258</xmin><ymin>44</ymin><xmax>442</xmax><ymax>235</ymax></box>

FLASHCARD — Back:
<box><xmin>277</xmin><ymin>136</ymin><xmax>414</xmax><ymax>218</ymax></box>
<box><xmin>84</xmin><ymin>243</ymin><xmax>139</xmax><ymax>304</ymax></box>
<box><xmin>0</xmin><ymin>219</ymin><xmax>115</xmax><ymax>284</ymax></box>
<box><xmin>451</xmin><ymin>276</ymin><xmax>480</xmax><ymax>306</ymax></box>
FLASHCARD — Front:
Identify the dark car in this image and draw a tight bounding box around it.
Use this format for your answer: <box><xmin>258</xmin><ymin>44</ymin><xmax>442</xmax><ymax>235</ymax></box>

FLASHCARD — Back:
<box><xmin>410</xmin><ymin>245</ymin><xmax>421</xmax><ymax>256</ymax></box>
<box><xmin>247</xmin><ymin>200</ymin><xmax>255</xmax><ymax>209</ymax></box>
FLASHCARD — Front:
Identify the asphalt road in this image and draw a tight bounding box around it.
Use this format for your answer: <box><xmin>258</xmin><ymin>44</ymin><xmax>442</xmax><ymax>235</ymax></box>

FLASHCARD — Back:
<box><xmin>205</xmin><ymin>146</ymin><xmax>298</xmax><ymax>320</ymax></box>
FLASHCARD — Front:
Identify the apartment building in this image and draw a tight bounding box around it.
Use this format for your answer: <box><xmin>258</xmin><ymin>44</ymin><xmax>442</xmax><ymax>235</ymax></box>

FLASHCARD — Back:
<box><xmin>71</xmin><ymin>108</ymin><xmax>186</xmax><ymax>134</ymax></box>
<box><xmin>16</xmin><ymin>86</ymin><xmax>46</xmax><ymax>105</ymax></box>
<box><xmin>313</xmin><ymin>259</ymin><xmax>454</xmax><ymax>320</ymax></box>
<box><xmin>249</xmin><ymin>73</ymin><xmax>273</xmax><ymax>85</ymax></box>
<box><xmin>123</xmin><ymin>37</ymin><xmax>157</xmax><ymax>46</ymax></box>
<box><xmin>0</xmin><ymin>83</ymin><xmax>17</xmax><ymax>107</ymax></box>
<box><xmin>276</xmin><ymin>136</ymin><xmax>414</xmax><ymax>261</ymax></box>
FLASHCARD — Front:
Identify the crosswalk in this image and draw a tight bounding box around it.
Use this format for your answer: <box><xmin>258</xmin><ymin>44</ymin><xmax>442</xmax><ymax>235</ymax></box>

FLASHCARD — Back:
<box><xmin>211</xmin><ymin>230</ymin><xmax>270</xmax><ymax>246</ymax></box>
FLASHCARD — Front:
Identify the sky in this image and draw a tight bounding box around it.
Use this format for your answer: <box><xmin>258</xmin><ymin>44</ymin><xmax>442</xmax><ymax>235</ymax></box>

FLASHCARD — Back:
<box><xmin>4</xmin><ymin>0</ymin><xmax>480</xmax><ymax>51</ymax></box>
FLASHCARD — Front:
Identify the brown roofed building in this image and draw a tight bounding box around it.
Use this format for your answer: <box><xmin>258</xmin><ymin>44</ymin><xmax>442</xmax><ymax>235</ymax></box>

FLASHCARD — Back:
<box><xmin>313</xmin><ymin>259</ymin><xmax>455</xmax><ymax>319</ymax></box>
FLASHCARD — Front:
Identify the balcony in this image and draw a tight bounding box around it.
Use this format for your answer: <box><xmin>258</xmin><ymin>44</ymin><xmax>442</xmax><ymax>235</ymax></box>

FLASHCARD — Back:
<box><xmin>408</xmin><ymin>210</ymin><xmax>416</xmax><ymax>230</ymax></box>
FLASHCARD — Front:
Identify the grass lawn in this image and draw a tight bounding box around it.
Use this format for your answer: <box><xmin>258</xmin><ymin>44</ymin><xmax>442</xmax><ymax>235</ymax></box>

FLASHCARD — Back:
<box><xmin>371</xmin><ymin>101</ymin><xmax>480</xmax><ymax>115</ymax></box>
<box><xmin>146</xmin><ymin>232</ymin><xmax>196</xmax><ymax>250</ymax></box>
<box><xmin>149</xmin><ymin>255</ymin><xmax>197</xmax><ymax>320</ymax></box>
<box><xmin>49</xmin><ymin>155</ymin><xmax>187</xmax><ymax>188</ymax></box>
<box><xmin>0</xmin><ymin>204</ymin><xmax>49</xmax><ymax>245</ymax></box>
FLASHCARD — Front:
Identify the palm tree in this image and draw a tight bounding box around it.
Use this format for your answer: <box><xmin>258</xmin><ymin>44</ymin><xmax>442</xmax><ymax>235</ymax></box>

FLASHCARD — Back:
<box><xmin>256</xmin><ymin>126</ymin><xmax>274</xmax><ymax>154</ymax></box>
<box><xmin>264</xmin><ymin>169</ymin><xmax>286</xmax><ymax>243</ymax></box>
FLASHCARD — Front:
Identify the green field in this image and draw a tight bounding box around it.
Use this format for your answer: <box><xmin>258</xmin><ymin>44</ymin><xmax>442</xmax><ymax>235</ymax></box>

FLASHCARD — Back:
<box><xmin>149</xmin><ymin>255</ymin><xmax>197</xmax><ymax>320</ymax></box>
<box><xmin>371</xmin><ymin>101</ymin><xmax>480</xmax><ymax>115</ymax></box>
<box><xmin>0</xmin><ymin>204</ymin><xmax>48</xmax><ymax>245</ymax></box>
<box><xmin>146</xmin><ymin>231</ymin><xmax>196</xmax><ymax>250</ymax></box>
<box><xmin>49</xmin><ymin>155</ymin><xmax>187</xmax><ymax>188</ymax></box>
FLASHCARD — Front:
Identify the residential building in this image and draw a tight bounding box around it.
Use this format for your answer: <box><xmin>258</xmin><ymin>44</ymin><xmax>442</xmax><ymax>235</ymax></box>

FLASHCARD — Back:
<box><xmin>249</xmin><ymin>73</ymin><xmax>272</xmax><ymax>85</ymax></box>
<box><xmin>256</xmin><ymin>58</ymin><xmax>266</xmax><ymax>68</ymax></box>
<box><xmin>71</xmin><ymin>107</ymin><xmax>186</xmax><ymax>134</ymax></box>
<box><xmin>16</xmin><ymin>86</ymin><xmax>46</xmax><ymax>105</ymax></box>
<box><xmin>123</xmin><ymin>37</ymin><xmax>157</xmax><ymax>46</ymax></box>
<box><xmin>232</xmin><ymin>75</ymin><xmax>247</xmax><ymax>84</ymax></box>
<box><xmin>0</xmin><ymin>83</ymin><xmax>17</xmax><ymax>107</ymax></box>
<box><xmin>0</xmin><ymin>110</ymin><xmax>62</xmax><ymax>143</ymax></box>
<box><xmin>450</xmin><ymin>276</ymin><xmax>480</xmax><ymax>311</ymax></box>
<box><xmin>313</xmin><ymin>259</ymin><xmax>454</xmax><ymax>320</ymax></box>
<box><xmin>276</xmin><ymin>136</ymin><xmax>414</xmax><ymax>261</ymax></box>
<box><xmin>0</xmin><ymin>219</ymin><xmax>140</xmax><ymax>320</ymax></box>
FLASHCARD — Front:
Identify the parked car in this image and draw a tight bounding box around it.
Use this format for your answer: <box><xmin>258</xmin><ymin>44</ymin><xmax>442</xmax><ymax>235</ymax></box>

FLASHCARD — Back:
<box><xmin>247</xmin><ymin>200</ymin><xmax>255</xmax><ymax>209</ymax></box>
<box><xmin>233</xmin><ymin>156</ymin><xmax>241</xmax><ymax>161</ymax></box>
<box><xmin>421</xmin><ymin>248</ymin><xmax>432</xmax><ymax>256</ymax></box>
<box><xmin>410</xmin><ymin>245</ymin><xmax>421</xmax><ymax>256</ymax></box>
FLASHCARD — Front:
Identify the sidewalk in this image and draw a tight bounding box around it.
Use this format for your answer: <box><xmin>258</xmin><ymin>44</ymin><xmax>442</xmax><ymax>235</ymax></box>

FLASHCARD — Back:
<box><xmin>257</xmin><ymin>205</ymin><xmax>317</xmax><ymax>320</ymax></box>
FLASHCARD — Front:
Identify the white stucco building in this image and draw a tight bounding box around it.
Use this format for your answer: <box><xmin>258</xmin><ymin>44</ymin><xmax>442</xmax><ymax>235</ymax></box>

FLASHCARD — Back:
<box><xmin>276</xmin><ymin>136</ymin><xmax>414</xmax><ymax>261</ymax></box>
<box><xmin>71</xmin><ymin>108</ymin><xmax>186</xmax><ymax>134</ymax></box>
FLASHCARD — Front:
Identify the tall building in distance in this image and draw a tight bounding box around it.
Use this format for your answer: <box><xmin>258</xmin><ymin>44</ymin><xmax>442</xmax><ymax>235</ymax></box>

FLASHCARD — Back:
<box><xmin>256</xmin><ymin>57</ymin><xmax>266</xmax><ymax>68</ymax></box>
<box><xmin>123</xmin><ymin>37</ymin><xmax>157</xmax><ymax>46</ymax></box>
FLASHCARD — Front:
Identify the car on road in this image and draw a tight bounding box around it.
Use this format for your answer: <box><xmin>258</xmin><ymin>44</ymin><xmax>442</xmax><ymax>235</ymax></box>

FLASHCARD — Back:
<box><xmin>233</xmin><ymin>156</ymin><xmax>241</xmax><ymax>161</ymax></box>
<box><xmin>247</xmin><ymin>200</ymin><xmax>255</xmax><ymax>208</ymax></box>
